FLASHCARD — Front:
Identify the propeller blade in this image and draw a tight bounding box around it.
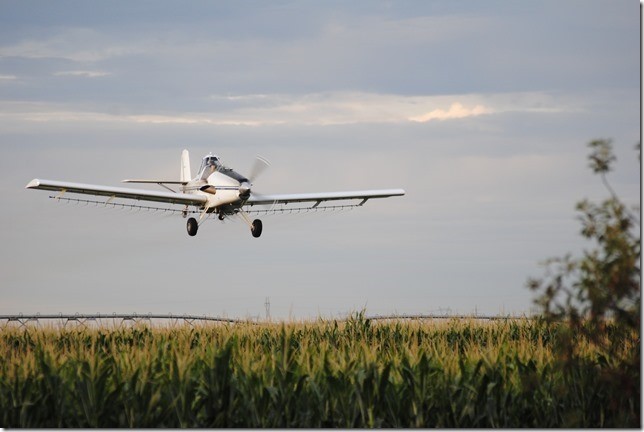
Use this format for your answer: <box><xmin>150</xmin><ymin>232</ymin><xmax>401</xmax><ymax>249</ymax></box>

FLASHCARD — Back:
<box><xmin>248</xmin><ymin>155</ymin><xmax>271</xmax><ymax>183</ymax></box>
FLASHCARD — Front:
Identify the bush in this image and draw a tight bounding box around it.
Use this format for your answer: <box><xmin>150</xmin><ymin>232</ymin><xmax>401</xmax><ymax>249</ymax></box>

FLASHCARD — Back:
<box><xmin>528</xmin><ymin>139</ymin><xmax>640</xmax><ymax>425</ymax></box>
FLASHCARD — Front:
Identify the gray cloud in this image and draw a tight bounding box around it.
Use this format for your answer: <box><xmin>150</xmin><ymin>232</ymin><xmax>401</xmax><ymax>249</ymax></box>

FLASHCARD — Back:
<box><xmin>1</xmin><ymin>1</ymin><xmax>637</xmax><ymax>108</ymax></box>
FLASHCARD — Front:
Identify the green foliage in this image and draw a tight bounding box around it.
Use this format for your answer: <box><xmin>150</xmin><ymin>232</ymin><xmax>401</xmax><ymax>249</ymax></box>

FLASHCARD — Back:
<box><xmin>0</xmin><ymin>317</ymin><xmax>638</xmax><ymax>427</ymax></box>
<box><xmin>528</xmin><ymin>139</ymin><xmax>640</xmax><ymax>425</ymax></box>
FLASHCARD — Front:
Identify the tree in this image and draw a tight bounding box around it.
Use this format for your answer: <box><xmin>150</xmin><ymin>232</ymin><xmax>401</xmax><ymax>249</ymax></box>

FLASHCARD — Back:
<box><xmin>527</xmin><ymin>139</ymin><xmax>640</xmax><ymax>421</ymax></box>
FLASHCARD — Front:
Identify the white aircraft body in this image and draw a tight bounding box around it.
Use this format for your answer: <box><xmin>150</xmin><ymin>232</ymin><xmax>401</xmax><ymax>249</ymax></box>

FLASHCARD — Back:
<box><xmin>26</xmin><ymin>150</ymin><xmax>405</xmax><ymax>238</ymax></box>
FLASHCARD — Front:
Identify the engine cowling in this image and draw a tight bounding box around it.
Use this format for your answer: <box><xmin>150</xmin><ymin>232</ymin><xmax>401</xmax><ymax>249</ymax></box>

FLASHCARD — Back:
<box><xmin>239</xmin><ymin>181</ymin><xmax>252</xmax><ymax>198</ymax></box>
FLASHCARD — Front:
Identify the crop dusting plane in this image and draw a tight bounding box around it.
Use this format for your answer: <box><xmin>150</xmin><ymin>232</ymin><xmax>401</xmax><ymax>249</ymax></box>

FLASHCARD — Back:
<box><xmin>26</xmin><ymin>150</ymin><xmax>405</xmax><ymax>238</ymax></box>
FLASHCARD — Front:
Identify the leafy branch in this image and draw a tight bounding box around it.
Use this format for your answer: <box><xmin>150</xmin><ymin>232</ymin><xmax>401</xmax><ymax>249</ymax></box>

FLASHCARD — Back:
<box><xmin>528</xmin><ymin>139</ymin><xmax>640</xmax><ymax>376</ymax></box>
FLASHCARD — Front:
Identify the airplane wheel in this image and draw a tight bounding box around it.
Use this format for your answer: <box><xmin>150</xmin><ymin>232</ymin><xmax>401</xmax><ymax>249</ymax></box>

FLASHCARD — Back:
<box><xmin>251</xmin><ymin>219</ymin><xmax>263</xmax><ymax>238</ymax></box>
<box><xmin>187</xmin><ymin>217</ymin><xmax>198</xmax><ymax>236</ymax></box>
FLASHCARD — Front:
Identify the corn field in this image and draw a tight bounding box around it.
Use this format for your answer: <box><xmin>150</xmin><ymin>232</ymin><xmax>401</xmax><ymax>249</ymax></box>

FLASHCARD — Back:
<box><xmin>0</xmin><ymin>315</ymin><xmax>639</xmax><ymax>427</ymax></box>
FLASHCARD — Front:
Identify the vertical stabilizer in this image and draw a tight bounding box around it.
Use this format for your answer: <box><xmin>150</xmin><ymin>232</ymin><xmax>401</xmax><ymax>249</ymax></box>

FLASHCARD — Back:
<box><xmin>180</xmin><ymin>149</ymin><xmax>191</xmax><ymax>183</ymax></box>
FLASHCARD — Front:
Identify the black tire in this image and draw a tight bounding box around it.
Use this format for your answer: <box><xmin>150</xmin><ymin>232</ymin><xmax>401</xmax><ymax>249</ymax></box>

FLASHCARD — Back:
<box><xmin>251</xmin><ymin>219</ymin><xmax>263</xmax><ymax>238</ymax></box>
<box><xmin>187</xmin><ymin>217</ymin><xmax>198</xmax><ymax>236</ymax></box>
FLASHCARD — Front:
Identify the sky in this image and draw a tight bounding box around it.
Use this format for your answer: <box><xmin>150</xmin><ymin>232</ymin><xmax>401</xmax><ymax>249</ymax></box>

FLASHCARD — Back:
<box><xmin>0</xmin><ymin>0</ymin><xmax>640</xmax><ymax>320</ymax></box>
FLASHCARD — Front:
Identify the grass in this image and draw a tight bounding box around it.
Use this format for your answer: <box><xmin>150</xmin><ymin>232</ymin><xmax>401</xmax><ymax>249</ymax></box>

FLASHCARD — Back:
<box><xmin>0</xmin><ymin>315</ymin><xmax>639</xmax><ymax>427</ymax></box>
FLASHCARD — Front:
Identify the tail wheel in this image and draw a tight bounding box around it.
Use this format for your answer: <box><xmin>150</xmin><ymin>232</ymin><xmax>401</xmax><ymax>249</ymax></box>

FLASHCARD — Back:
<box><xmin>186</xmin><ymin>217</ymin><xmax>198</xmax><ymax>236</ymax></box>
<box><xmin>251</xmin><ymin>219</ymin><xmax>263</xmax><ymax>238</ymax></box>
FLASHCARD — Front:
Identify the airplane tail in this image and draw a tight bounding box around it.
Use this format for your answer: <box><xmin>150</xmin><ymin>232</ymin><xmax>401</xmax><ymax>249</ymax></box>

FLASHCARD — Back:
<box><xmin>180</xmin><ymin>149</ymin><xmax>191</xmax><ymax>183</ymax></box>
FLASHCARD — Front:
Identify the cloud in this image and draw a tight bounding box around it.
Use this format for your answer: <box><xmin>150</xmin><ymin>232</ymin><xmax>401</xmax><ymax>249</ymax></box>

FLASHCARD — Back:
<box><xmin>0</xmin><ymin>28</ymin><xmax>141</xmax><ymax>62</ymax></box>
<box><xmin>209</xmin><ymin>94</ymin><xmax>271</xmax><ymax>102</ymax></box>
<box><xmin>0</xmin><ymin>75</ymin><xmax>17</xmax><ymax>81</ymax></box>
<box><xmin>54</xmin><ymin>70</ymin><xmax>111</xmax><ymax>78</ymax></box>
<box><xmin>409</xmin><ymin>102</ymin><xmax>492</xmax><ymax>122</ymax></box>
<box><xmin>0</xmin><ymin>91</ymin><xmax>573</xmax><ymax>130</ymax></box>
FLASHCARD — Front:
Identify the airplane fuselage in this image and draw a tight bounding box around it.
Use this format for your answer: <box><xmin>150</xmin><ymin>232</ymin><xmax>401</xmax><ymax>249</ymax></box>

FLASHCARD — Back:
<box><xmin>182</xmin><ymin>154</ymin><xmax>252</xmax><ymax>212</ymax></box>
<box><xmin>200</xmin><ymin>171</ymin><xmax>249</xmax><ymax>210</ymax></box>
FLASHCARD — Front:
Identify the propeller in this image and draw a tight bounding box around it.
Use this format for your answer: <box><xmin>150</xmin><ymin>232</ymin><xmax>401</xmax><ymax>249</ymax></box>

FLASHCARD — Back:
<box><xmin>240</xmin><ymin>155</ymin><xmax>271</xmax><ymax>199</ymax></box>
<box><xmin>248</xmin><ymin>155</ymin><xmax>271</xmax><ymax>183</ymax></box>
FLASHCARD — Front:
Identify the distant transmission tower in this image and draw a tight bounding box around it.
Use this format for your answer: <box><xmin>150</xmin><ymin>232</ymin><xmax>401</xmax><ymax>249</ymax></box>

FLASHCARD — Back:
<box><xmin>264</xmin><ymin>297</ymin><xmax>271</xmax><ymax>321</ymax></box>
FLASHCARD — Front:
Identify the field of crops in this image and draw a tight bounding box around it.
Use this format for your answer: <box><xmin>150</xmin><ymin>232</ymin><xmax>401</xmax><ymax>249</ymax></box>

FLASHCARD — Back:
<box><xmin>0</xmin><ymin>315</ymin><xmax>639</xmax><ymax>427</ymax></box>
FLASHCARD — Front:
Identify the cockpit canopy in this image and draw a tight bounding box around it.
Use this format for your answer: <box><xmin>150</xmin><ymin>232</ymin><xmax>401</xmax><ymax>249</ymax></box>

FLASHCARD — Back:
<box><xmin>198</xmin><ymin>154</ymin><xmax>222</xmax><ymax>179</ymax></box>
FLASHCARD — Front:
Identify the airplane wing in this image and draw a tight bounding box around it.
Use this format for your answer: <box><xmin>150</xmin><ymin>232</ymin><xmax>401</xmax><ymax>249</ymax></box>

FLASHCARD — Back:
<box><xmin>122</xmin><ymin>179</ymin><xmax>188</xmax><ymax>185</ymax></box>
<box><xmin>246</xmin><ymin>189</ymin><xmax>405</xmax><ymax>206</ymax></box>
<box><xmin>25</xmin><ymin>179</ymin><xmax>207</xmax><ymax>206</ymax></box>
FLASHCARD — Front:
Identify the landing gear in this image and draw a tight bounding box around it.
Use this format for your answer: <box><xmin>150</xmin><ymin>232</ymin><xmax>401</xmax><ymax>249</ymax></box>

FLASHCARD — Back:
<box><xmin>186</xmin><ymin>217</ymin><xmax>198</xmax><ymax>236</ymax></box>
<box><xmin>238</xmin><ymin>210</ymin><xmax>263</xmax><ymax>238</ymax></box>
<box><xmin>251</xmin><ymin>219</ymin><xmax>263</xmax><ymax>238</ymax></box>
